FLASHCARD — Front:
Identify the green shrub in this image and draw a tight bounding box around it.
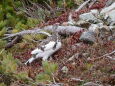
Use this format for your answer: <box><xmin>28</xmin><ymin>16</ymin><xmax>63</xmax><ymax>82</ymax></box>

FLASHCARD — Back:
<box><xmin>36</xmin><ymin>61</ymin><xmax>58</xmax><ymax>83</ymax></box>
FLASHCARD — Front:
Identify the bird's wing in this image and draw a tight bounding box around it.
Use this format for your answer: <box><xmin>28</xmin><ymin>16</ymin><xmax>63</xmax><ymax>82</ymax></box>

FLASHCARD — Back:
<box><xmin>43</xmin><ymin>41</ymin><xmax>56</xmax><ymax>51</ymax></box>
<box><xmin>31</xmin><ymin>48</ymin><xmax>43</xmax><ymax>55</ymax></box>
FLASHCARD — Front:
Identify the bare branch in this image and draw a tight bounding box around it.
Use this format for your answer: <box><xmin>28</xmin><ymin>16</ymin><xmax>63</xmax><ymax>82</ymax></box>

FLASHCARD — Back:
<box><xmin>100</xmin><ymin>50</ymin><xmax>115</xmax><ymax>58</ymax></box>
<box><xmin>93</xmin><ymin>50</ymin><xmax>115</xmax><ymax>61</ymax></box>
<box><xmin>75</xmin><ymin>0</ymin><xmax>91</xmax><ymax>12</ymax></box>
<box><xmin>3</xmin><ymin>29</ymin><xmax>51</xmax><ymax>39</ymax></box>
<box><xmin>3</xmin><ymin>26</ymin><xmax>83</xmax><ymax>39</ymax></box>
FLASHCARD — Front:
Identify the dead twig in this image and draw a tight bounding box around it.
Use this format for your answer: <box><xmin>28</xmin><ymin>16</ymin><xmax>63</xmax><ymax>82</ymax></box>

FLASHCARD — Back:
<box><xmin>94</xmin><ymin>50</ymin><xmax>115</xmax><ymax>61</ymax></box>
<box><xmin>75</xmin><ymin>0</ymin><xmax>91</xmax><ymax>12</ymax></box>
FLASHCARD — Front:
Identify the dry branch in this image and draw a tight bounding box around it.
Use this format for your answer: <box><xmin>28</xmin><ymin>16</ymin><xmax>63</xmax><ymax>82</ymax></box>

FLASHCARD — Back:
<box><xmin>75</xmin><ymin>0</ymin><xmax>91</xmax><ymax>12</ymax></box>
<box><xmin>43</xmin><ymin>25</ymin><xmax>83</xmax><ymax>35</ymax></box>
<box><xmin>3</xmin><ymin>29</ymin><xmax>51</xmax><ymax>39</ymax></box>
<box><xmin>4</xmin><ymin>26</ymin><xmax>83</xmax><ymax>39</ymax></box>
<box><xmin>94</xmin><ymin>50</ymin><xmax>115</xmax><ymax>61</ymax></box>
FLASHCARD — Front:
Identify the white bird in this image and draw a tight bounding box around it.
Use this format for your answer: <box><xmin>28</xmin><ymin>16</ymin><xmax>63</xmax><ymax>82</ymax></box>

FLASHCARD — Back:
<box><xmin>25</xmin><ymin>24</ymin><xmax>62</xmax><ymax>65</ymax></box>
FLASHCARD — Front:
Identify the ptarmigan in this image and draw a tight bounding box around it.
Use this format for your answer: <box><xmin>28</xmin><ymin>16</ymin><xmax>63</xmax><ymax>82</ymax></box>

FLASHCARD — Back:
<box><xmin>25</xmin><ymin>24</ymin><xmax>62</xmax><ymax>65</ymax></box>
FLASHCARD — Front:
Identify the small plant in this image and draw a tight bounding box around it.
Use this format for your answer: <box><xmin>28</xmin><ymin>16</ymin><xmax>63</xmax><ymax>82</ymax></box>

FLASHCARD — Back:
<box><xmin>0</xmin><ymin>83</ymin><xmax>6</xmax><ymax>86</ymax></box>
<box><xmin>36</xmin><ymin>61</ymin><xmax>58</xmax><ymax>83</ymax></box>
<box><xmin>0</xmin><ymin>53</ymin><xmax>18</xmax><ymax>74</ymax></box>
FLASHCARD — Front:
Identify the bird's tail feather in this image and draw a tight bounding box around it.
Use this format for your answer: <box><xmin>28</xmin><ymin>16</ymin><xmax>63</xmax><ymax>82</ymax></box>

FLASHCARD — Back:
<box><xmin>25</xmin><ymin>57</ymin><xmax>35</xmax><ymax>65</ymax></box>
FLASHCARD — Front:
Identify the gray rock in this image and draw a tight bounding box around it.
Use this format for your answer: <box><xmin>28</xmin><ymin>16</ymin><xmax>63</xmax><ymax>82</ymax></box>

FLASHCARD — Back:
<box><xmin>100</xmin><ymin>2</ymin><xmax>115</xmax><ymax>24</ymax></box>
<box><xmin>106</xmin><ymin>10</ymin><xmax>115</xmax><ymax>24</ymax></box>
<box><xmin>79</xmin><ymin>10</ymin><xmax>100</xmax><ymax>23</ymax></box>
<box><xmin>101</xmin><ymin>2</ymin><xmax>115</xmax><ymax>14</ymax></box>
<box><xmin>88</xmin><ymin>24</ymin><xmax>101</xmax><ymax>35</ymax></box>
<box><xmin>80</xmin><ymin>31</ymin><xmax>96</xmax><ymax>44</ymax></box>
<box><xmin>105</xmin><ymin>0</ymin><xmax>114</xmax><ymax>7</ymax></box>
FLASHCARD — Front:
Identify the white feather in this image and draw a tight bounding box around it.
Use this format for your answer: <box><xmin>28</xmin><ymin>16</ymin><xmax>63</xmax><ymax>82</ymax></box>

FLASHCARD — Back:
<box><xmin>25</xmin><ymin>41</ymin><xmax>61</xmax><ymax>64</ymax></box>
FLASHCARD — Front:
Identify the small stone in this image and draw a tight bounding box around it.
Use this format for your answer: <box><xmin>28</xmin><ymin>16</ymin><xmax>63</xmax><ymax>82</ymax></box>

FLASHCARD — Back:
<box><xmin>80</xmin><ymin>31</ymin><xmax>96</xmax><ymax>44</ymax></box>
<box><xmin>82</xmin><ymin>53</ymin><xmax>90</xmax><ymax>58</ymax></box>
<box><xmin>61</xmin><ymin>66</ymin><xmax>68</xmax><ymax>73</ymax></box>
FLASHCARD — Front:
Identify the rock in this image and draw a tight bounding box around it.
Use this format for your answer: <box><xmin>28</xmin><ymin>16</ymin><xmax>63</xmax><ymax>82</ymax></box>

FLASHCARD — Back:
<box><xmin>75</xmin><ymin>20</ymin><xmax>91</xmax><ymax>28</ymax></box>
<box><xmin>79</xmin><ymin>31</ymin><xmax>96</xmax><ymax>44</ymax></box>
<box><xmin>83</xmin><ymin>82</ymin><xmax>102</xmax><ymax>86</ymax></box>
<box><xmin>101</xmin><ymin>2</ymin><xmax>115</xmax><ymax>14</ymax></box>
<box><xmin>61</xmin><ymin>66</ymin><xmax>68</xmax><ymax>73</ymax></box>
<box><xmin>90</xmin><ymin>9</ymin><xmax>99</xmax><ymax>17</ymax></box>
<box><xmin>108</xmin><ymin>32</ymin><xmax>115</xmax><ymax>41</ymax></box>
<box><xmin>88</xmin><ymin>24</ymin><xmax>101</xmax><ymax>35</ymax></box>
<box><xmin>109</xmin><ymin>26</ymin><xmax>115</xmax><ymax>31</ymax></box>
<box><xmin>82</xmin><ymin>53</ymin><xmax>90</xmax><ymax>58</ymax></box>
<box><xmin>99</xmin><ymin>25</ymin><xmax>113</xmax><ymax>39</ymax></box>
<box><xmin>68</xmin><ymin>53</ymin><xmax>79</xmax><ymax>61</ymax></box>
<box><xmin>105</xmin><ymin>0</ymin><xmax>114</xmax><ymax>7</ymax></box>
<box><xmin>79</xmin><ymin>10</ymin><xmax>100</xmax><ymax>23</ymax></box>
<box><xmin>100</xmin><ymin>2</ymin><xmax>115</xmax><ymax>24</ymax></box>
<box><xmin>106</xmin><ymin>10</ymin><xmax>115</xmax><ymax>24</ymax></box>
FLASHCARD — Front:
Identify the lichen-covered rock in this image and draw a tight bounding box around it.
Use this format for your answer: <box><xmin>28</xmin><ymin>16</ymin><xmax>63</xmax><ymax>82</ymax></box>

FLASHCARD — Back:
<box><xmin>88</xmin><ymin>24</ymin><xmax>100</xmax><ymax>35</ymax></box>
<box><xmin>79</xmin><ymin>10</ymin><xmax>100</xmax><ymax>23</ymax></box>
<box><xmin>100</xmin><ymin>2</ymin><xmax>115</xmax><ymax>14</ymax></box>
<box><xmin>79</xmin><ymin>31</ymin><xmax>96</xmax><ymax>44</ymax></box>
<box><xmin>100</xmin><ymin>2</ymin><xmax>115</xmax><ymax>24</ymax></box>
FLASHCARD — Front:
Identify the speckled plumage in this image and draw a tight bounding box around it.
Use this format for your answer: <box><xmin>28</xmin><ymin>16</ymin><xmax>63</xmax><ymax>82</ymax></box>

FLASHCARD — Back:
<box><xmin>25</xmin><ymin>24</ymin><xmax>62</xmax><ymax>65</ymax></box>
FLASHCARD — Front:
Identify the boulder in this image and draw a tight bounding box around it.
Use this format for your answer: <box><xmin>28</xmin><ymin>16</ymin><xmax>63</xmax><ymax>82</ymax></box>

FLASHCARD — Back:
<box><xmin>79</xmin><ymin>10</ymin><xmax>100</xmax><ymax>23</ymax></box>
<box><xmin>79</xmin><ymin>31</ymin><xmax>96</xmax><ymax>44</ymax></box>
<box><xmin>100</xmin><ymin>2</ymin><xmax>115</xmax><ymax>24</ymax></box>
